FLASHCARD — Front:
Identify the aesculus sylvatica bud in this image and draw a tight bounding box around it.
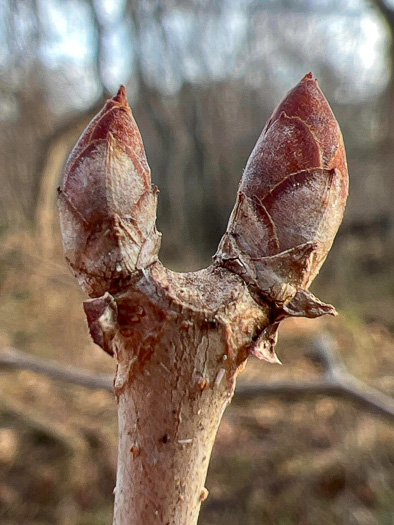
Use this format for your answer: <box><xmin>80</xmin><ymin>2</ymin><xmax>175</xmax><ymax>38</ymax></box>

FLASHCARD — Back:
<box><xmin>214</xmin><ymin>73</ymin><xmax>348</xmax><ymax>361</ymax></box>
<box><xmin>58</xmin><ymin>86</ymin><xmax>161</xmax><ymax>297</ymax></box>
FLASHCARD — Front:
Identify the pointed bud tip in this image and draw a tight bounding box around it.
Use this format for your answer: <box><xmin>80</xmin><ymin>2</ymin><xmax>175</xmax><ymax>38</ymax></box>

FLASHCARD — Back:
<box><xmin>113</xmin><ymin>85</ymin><xmax>128</xmax><ymax>106</ymax></box>
<box><xmin>301</xmin><ymin>71</ymin><xmax>320</xmax><ymax>89</ymax></box>
<box><xmin>302</xmin><ymin>72</ymin><xmax>314</xmax><ymax>82</ymax></box>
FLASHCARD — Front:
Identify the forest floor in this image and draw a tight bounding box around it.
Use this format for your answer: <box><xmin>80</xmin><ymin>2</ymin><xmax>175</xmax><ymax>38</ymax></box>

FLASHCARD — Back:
<box><xmin>0</xmin><ymin>230</ymin><xmax>393</xmax><ymax>525</ymax></box>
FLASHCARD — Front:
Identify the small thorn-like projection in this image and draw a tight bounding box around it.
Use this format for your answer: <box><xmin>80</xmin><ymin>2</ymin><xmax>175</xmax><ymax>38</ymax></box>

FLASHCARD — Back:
<box><xmin>114</xmin><ymin>84</ymin><xmax>127</xmax><ymax>105</ymax></box>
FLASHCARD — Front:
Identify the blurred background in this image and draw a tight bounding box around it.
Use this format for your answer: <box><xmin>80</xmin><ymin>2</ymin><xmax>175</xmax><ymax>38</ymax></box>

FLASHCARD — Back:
<box><xmin>0</xmin><ymin>0</ymin><xmax>394</xmax><ymax>524</ymax></box>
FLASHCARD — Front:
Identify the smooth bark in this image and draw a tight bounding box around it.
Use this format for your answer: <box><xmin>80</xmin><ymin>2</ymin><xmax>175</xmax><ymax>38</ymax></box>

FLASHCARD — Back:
<box><xmin>84</xmin><ymin>263</ymin><xmax>269</xmax><ymax>524</ymax></box>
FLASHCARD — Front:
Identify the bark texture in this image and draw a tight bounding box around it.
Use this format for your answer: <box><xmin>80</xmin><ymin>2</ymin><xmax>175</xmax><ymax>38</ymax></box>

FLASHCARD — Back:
<box><xmin>58</xmin><ymin>74</ymin><xmax>348</xmax><ymax>524</ymax></box>
<box><xmin>83</xmin><ymin>263</ymin><xmax>269</xmax><ymax>524</ymax></box>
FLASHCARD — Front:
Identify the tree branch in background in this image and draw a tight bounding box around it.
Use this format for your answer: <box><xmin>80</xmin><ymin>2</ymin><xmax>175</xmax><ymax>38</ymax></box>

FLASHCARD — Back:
<box><xmin>0</xmin><ymin>346</ymin><xmax>113</xmax><ymax>392</ymax></box>
<box><xmin>0</xmin><ymin>395</ymin><xmax>88</xmax><ymax>455</ymax></box>
<box><xmin>371</xmin><ymin>0</ymin><xmax>394</xmax><ymax>27</ymax></box>
<box><xmin>235</xmin><ymin>333</ymin><xmax>394</xmax><ymax>422</ymax></box>
<box><xmin>2</xmin><ymin>335</ymin><xmax>394</xmax><ymax>422</ymax></box>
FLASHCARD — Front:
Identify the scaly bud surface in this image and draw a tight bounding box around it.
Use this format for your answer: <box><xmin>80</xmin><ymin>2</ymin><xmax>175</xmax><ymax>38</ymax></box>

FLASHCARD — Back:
<box><xmin>58</xmin><ymin>86</ymin><xmax>161</xmax><ymax>297</ymax></box>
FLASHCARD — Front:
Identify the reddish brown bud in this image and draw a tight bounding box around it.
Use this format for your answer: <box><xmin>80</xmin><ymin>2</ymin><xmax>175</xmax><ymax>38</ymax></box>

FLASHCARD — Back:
<box><xmin>58</xmin><ymin>86</ymin><xmax>161</xmax><ymax>297</ymax></box>
<box><xmin>215</xmin><ymin>73</ymin><xmax>348</xmax><ymax>323</ymax></box>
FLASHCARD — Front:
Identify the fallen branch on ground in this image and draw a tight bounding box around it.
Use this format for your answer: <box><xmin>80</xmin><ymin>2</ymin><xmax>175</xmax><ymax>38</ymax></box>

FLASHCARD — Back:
<box><xmin>0</xmin><ymin>395</ymin><xmax>88</xmax><ymax>454</ymax></box>
<box><xmin>0</xmin><ymin>346</ymin><xmax>113</xmax><ymax>391</ymax></box>
<box><xmin>236</xmin><ymin>333</ymin><xmax>394</xmax><ymax>422</ymax></box>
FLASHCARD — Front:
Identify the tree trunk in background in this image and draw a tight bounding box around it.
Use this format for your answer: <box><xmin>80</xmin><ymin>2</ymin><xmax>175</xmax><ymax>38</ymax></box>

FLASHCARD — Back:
<box><xmin>367</xmin><ymin>1</ymin><xmax>394</xmax><ymax>250</ymax></box>
<box><xmin>34</xmin><ymin>101</ymin><xmax>105</xmax><ymax>257</ymax></box>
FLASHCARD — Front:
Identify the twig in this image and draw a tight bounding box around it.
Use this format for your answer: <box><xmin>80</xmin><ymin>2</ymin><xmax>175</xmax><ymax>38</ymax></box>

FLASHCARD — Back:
<box><xmin>235</xmin><ymin>333</ymin><xmax>394</xmax><ymax>422</ymax></box>
<box><xmin>0</xmin><ymin>347</ymin><xmax>113</xmax><ymax>392</ymax></box>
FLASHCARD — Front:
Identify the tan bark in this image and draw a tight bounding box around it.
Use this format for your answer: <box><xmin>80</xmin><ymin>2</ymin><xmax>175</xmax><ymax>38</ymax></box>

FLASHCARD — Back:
<box><xmin>84</xmin><ymin>263</ymin><xmax>269</xmax><ymax>524</ymax></box>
